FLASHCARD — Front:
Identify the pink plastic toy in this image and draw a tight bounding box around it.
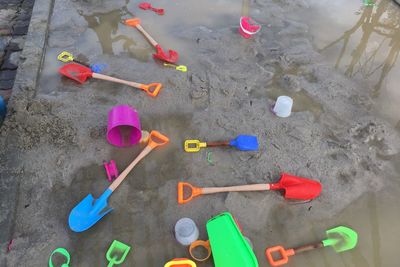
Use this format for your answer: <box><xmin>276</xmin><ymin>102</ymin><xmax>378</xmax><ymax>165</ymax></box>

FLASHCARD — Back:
<box><xmin>104</xmin><ymin>160</ymin><xmax>119</xmax><ymax>182</ymax></box>
<box><xmin>239</xmin><ymin>17</ymin><xmax>261</xmax><ymax>39</ymax></box>
<box><xmin>107</xmin><ymin>105</ymin><xmax>142</xmax><ymax>147</ymax></box>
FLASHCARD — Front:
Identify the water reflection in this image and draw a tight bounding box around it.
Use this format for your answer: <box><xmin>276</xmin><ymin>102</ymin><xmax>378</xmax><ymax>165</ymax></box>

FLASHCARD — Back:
<box><xmin>81</xmin><ymin>7</ymin><xmax>151</xmax><ymax>61</ymax></box>
<box><xmin>320</xmin><ymin>0</ymin><xmax>400</xmax><ymax>95</ymax></box>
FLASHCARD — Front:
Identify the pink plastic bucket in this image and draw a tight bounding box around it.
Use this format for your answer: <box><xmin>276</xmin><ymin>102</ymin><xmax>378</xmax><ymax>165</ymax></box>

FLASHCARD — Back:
<box><xmin>239</xmin><ymin>16</ymin><xmax>261</xmax><ymax>39</ymax></box>
<box><xmin>107</xmin><ymin>105</ymin><xmax>142</xmax><ymax>147</ymax></box>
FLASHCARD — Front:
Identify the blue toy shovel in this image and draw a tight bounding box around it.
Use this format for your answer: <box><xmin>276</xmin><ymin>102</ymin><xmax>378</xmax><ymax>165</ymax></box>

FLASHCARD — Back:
<box><xmin>184</xmin><ymin>135</ymin><xmax>258</xmax><ymax>153</ymax></box>
<box><xmin>68</xmin><ymin>131</ymin><xmax>169</xmax><ymax>232</ymax></box>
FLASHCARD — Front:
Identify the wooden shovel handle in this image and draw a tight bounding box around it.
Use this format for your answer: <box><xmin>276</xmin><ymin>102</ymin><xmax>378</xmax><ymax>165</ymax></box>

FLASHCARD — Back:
<box><xmin>108</xmin><ymin>146</ymin><xmax>153</xmax><ymax>192</ymax></box>
<box><xmin>136</xmin><ymin>24</ymin><xmax>159</xmax><ymax>47</ymax></box>
<box><xmin>202</xmin><ymin>184</ymin><xmax>271</xmax><ymax>194</ymax></box>
<box><xmin>293</xmin><ymin>242</ymin><xmax>324</xmax><ymax>254</ymax></box>
<box><xmin>108</xmin><ymin>131</ymin><xmax>169</xmax><ymax>192</ymax></box>
<box><xmin>92</xmin><ymin>73</ymin><xmax>143</xmax><ymax>89</ymax></box>
<box><xmin>206</xmin><ymin>141</ymin><xmax>230</xmax><ymax>147</ymax></box>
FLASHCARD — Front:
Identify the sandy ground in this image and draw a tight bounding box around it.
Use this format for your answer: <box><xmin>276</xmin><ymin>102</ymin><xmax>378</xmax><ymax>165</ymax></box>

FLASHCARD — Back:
<box><xmin>1</xmin><ymin>0</ymin><xmax>400</xmax><ymax>266</ymax></box>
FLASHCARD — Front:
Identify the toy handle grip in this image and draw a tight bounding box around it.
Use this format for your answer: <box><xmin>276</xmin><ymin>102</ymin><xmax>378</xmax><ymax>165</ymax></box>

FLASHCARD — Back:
<box><xmin>265</xmin><ymin>246</ymin><xmax>295</xmax><ymax>266</ymax></box>
<box><xmin>177</xmin><ymin>182</ymin><xmax>202</xmax><ymax>204</ymax></box>
<box><xmin>141</xmin><ymin>83</ymin><xmax>162</xmax><ymax>97</ymax></box>
<box><xmin>148</xmin><ymin>130</ymin><xmax>170</xmax><ymax>148</ymax></box>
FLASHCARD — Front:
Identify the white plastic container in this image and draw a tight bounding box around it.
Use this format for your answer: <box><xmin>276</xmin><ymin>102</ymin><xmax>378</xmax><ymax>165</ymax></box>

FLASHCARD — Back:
<box><xmin>273</xmin><ymin>96</ymin><xmax>293</xmax><ymax>118</ymax></box>
<box><xmin>175</xmin><ymin>218</ymin><xmax>199</xmax><ymax>246</ymax></box>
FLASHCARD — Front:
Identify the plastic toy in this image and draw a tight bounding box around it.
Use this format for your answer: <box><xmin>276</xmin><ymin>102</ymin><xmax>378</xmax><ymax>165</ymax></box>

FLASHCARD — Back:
<box><xmin>107</xmin><ymin>105</ymin><xmax>142</xmax><ymax>147</ymax></box>
<box><xmin>184</xmin><ymin>135</ymin><xmax>258</xmax><ymax>153</ymax></box>
<box><xmin>49</xmin><ymin>247</ymin><xmax>71</xmax><ymax>267</ymax></box>
<box><xmin>106</xmin><ymin>240</ymin><xmax>131</xmax><ymax>267</ymax></box>
<box><xmin>165</xmin><ymin>258</ymin><xmax>196</xmax><ymax>267</ymax></box>
<box><xmin>178</xmin><ymin>173</ymin><xmax>322</xmax><ymax>204</ymax></box>
<box><xmin>59</xmin><ymin>63</ymin><xmax>162</xmax><ymax>97</ymax></box>
<box><xmin>265</xmin><ymin>226</ymin><xmax>358</xmax><ymax>266</ymax></box>
<box><xmin>189</xmin><ymin>240</ymin><xmax>212</xmax><ymax>262</ymax></box>
<box><xmin>207</xmin><ymin>212</ymin><xmax>258</xmax><ymax>267</ymax></box>
<box><xmin>239</xmin><ymin>17</ymin><xmax>261</xmax><ymax>39</ymax></box>
<box><xmin>104</xmin><ymin>160</ymin><xmax>119</xmax><ymax>182</ymax></box>
<box><xmin>124</xmin><ymin>18</ymin><xmax>179</xmax><ymax>64</ymax></box>
<box><xmin>175</xmin><ymin>218</ymin><xmax>199</xmax><ymax>246</ymax></box>
<box><xmin>139</xmin><ymin>2</ymin><xmax>165</xmax><ymax>15</ymax></box>
<box><xmin>163</xmin><ymin>63</ymin><xmax>187</xmax><ymax>73</ymax></box>
<box><xmin>68</xmin><ymin>131</ymin><xmax>169</xmax><ymax>232</ymax></box>
<box><xmin>272</xmin><ymin>96</ymin><xmax>293</xmax><ymax>118</ymax></box>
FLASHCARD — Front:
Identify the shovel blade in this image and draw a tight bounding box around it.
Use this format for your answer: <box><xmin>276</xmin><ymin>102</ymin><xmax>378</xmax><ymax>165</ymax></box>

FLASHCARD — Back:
<box><xmin>229</xmin><ymin>135</ymin><xmax>259</xmax><ymax>151</ymax></box>
<box><xmin>153</xmin><ymin>45</ymin><xmax>179</xmax><ymax>63</ymax></box>
<box><xmin>59</xmin><ymin>63</ymin><xmax>92</xmax><ymax>84</ymax></box>
<box><xmin>68</xmin><ymin>189</ymin><xmax>113</xmax><ymax>232</ymax></box>
<box><xmin>325</xmin><ymin>226</ymin><xmax>358</xmax><ymax>252</ymax></box>
<box><xmin>279</xmin><ymin>173</ymin><xmax>322</xmax><ymax>200</ymax></box>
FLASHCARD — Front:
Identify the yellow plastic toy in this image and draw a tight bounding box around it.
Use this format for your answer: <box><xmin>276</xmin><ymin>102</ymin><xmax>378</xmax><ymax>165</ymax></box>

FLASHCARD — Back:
<box><xmin>164</xmin><ymin>258</ymin><xmax>196</xmax><ymax>267</ymax></box>
<box><xmin>184</xmin><ymin>140</ymin><xmax>207</xmax><ymax>152</ymax></box>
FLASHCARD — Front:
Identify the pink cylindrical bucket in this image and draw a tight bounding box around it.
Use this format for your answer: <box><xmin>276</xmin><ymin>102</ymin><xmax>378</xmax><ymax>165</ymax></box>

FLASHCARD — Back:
<box><xmin>107</xmin><ymin>105</ymin><xmax>142</xmax><ymax>147</ymax></box>
<box><xmin>239</xmin><ymin>16</ymin><xmax>261</xmax><ymax>39</ymax></box>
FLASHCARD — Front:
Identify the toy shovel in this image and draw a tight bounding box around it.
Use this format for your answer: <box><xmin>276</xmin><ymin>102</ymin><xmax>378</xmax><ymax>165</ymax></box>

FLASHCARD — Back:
<box><xmin>59</xmin><ymin>63</ymin><xmax>162</xmax><ymax>97</ymax></box>
<box><xmin>265</xmin><ymin>226</ymin><xmax>358</xmax><ymax>266</ymax></box>
<box><xmin>106</xmin><ymin>240</ymin><xmax>131</xmax><ymax>267</ymax></box>
<box><xmin>68</xmin><ymin>131</ymin><xmax>169</xmax><ymax>232</ymax></box>
<box><xmin>178</xmin><ymin>173</ymin><xmax>322</xmax><ymax>204</ymax></box>
<box><xmin>184</xmin><ymin>135</ymin><xmax>258</xmax><ymax>153</ymax></box>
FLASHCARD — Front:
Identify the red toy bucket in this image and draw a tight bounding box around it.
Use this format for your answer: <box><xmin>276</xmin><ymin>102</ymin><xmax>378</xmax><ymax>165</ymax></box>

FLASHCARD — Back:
<box><xmin>239</xmin><ymin>16</ymin><xmax>261</xmax><ymax>39</ymax></box>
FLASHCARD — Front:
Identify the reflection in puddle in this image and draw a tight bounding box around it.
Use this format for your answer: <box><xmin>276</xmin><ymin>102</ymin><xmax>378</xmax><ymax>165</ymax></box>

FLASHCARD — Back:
<box><xmin>304</xmin><ymin>0</ymin><xmax>400</xmax><ymax>125</ymax></box>
<box><xmin>82</xmin><ymin>8</ymin><xmax>151</xmax><ymax>62</ymax></box>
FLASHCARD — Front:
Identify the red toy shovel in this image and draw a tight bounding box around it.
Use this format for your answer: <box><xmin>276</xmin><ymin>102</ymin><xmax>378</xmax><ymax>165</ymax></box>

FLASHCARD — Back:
<box><xmin>124</xmin><ymin>18</ymin><xmax>179</xmax><ymax>64</ymax></box>
<box><xmin>59</xmin><ymin>63</ymin><xmax>162</xmax><ymax>97</ymax></box>
<box><xmin>178</xmin><ymin>173</ymin><xmax>322</xmax><ymax>204</ymax></box>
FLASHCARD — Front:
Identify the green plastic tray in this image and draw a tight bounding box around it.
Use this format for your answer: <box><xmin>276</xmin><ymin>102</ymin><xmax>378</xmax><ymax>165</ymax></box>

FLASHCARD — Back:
<box><xmin>206</xmin><ymin>212</ymin><xmax>259</xmax><ymax>267</ymax></box>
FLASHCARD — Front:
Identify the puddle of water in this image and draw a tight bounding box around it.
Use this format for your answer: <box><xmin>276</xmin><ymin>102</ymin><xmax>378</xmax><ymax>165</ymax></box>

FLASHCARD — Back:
<box><xmin>300</xmin><ymin>0</ymin><xmax>400</xmax><ymax>126</ymax></box>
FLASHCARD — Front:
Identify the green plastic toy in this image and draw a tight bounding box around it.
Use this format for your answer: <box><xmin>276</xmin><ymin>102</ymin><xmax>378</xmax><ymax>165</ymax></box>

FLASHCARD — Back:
<box><xmin>49</xmin><ymin>247</ymin><xmax>71</xmax><ymax>267</ymax></box>
<box><xmin>206</xmin><ymin>212</ymin><xmax>259</xmax><ymax>267</ymax></box>
<box><xmin>106</xmin><ymin>240</ymin><xmax>131</xmax><ymax>267</ymax></box>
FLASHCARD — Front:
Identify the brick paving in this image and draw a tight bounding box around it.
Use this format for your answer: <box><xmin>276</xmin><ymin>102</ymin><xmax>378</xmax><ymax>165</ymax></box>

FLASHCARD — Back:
<box><xmin>0</xmin><ymin>0</ymin><xmax>34</xmax><ymax>104</ymax></box>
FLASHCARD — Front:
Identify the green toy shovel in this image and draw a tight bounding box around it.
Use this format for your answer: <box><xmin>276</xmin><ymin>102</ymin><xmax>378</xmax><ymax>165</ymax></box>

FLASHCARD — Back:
<box><xmin>265</xmin><ymin>226</ymin><xmax>358</xmax><ymax>266</ymax></box>
<box><xmin>106</xmin><ymin>240</ymin><xmax>131</xmax><ymax>267</ymax></box>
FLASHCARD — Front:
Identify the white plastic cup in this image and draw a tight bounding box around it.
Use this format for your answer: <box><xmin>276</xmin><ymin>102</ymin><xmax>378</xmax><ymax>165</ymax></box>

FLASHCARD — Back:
<box><xmin>174</xmin><ymin>218</ymin><xmax>199</xmax><ymax>246</ymax></box>
<box><xmin>273</xmin><ymin>96</ymin><xmax>293</xmax><ymax>118</ymax></box>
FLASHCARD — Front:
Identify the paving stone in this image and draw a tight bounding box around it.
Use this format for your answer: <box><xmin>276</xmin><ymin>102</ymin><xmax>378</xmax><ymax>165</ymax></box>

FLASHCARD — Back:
<box><xmin>0</xmin><ymin>79</ymin><xmax>14</xmax><ymax>89</ymax></box>
<box><xmin>0</xmin><ymin>70</ymin><xmax>17</xmax><ymax>80</ymax></box>
<box><xmin>1</xmin><ymin>51</ymin><xmax>20</xmax><ymax>70</ymax></box>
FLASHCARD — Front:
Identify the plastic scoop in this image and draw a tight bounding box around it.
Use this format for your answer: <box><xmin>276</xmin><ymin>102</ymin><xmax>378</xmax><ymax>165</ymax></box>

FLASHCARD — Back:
<box><xmin>68</xmin><ymin>131</ymin><xmax>169</xmax><ymax>232</ymax></box>
<box><xmin>265</xmin><ymin>226</ymin><xmax>358</xmax><ymax>266</ymax></box>
<box><xmin>106</xmin><ymin>240</ymin><xmax>131</xmax><ymax>267</ymax></box>
<box><xmin>139</xmin><ymin>2</ymin><xmax>165</xmax><ymax>15</ymax></box>
<box><xmin>184</xmin><ymin>135</ymin><xmax>258</xmax><ymax>153</ymax></box>
<box><xmin>59</xmin><ymin>63</ymin><xmax>162</xmax><ymax>97</ymax></box>
<box><xmin>178</xmin><ymin>173</ymin><xmax>322</xmax><ymax>204</ymax></box>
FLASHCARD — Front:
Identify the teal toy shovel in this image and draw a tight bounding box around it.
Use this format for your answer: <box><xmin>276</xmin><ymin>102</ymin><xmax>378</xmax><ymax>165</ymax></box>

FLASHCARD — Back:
<box><xmin>106</xmin><ymin>240</ymin><xmax>131</xmax><ymax>267</ymax></box>
<box><xmin>265</xmin><ymin>226</ymin><xmax>358</xmax><ymax>266</ymax></box>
